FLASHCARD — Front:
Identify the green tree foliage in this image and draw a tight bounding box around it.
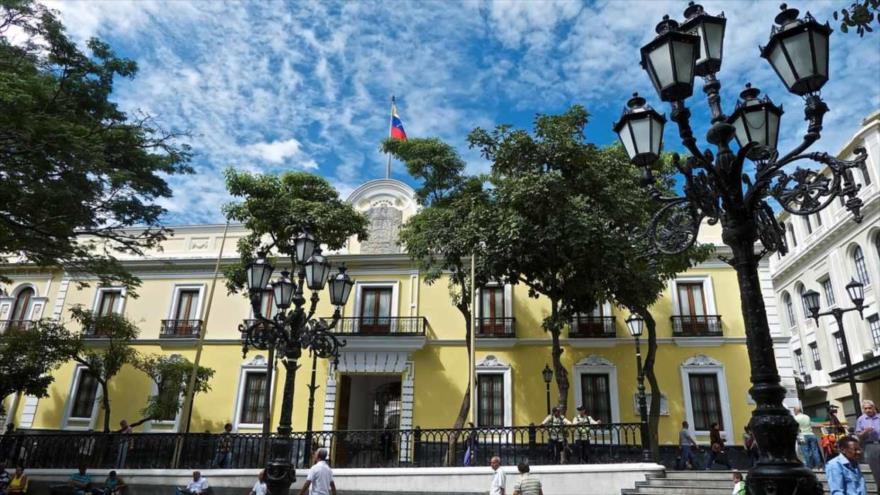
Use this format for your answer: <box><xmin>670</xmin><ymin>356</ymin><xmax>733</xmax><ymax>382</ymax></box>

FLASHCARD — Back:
<box><xmin>222</xmin><ymin>169</ymin><xmax>369</xmax><ymax>293</ymax></box>
<box><xmin>383</xmin><ymin>138</ymin><xmax>496</xmax><ymax>454</ymax></box>
<box><xmin>834</xmin><ymin>0</ymin><xmax>879</xmax><ymax>36</ymax></box>
<box><xmin>133</xmin><ymin>354</ymin><xmax>214</xmax><ymax>425</ymax></box>
<box><xmin>66</xmin><ymin>307</ymin><xmax>141</xmax><ymax>432</ymax></box>
<box><xmin>0</xmin><ymin>321</ymin><xmax>79</xmax><ymax>414</ymax></box>
<box><xmin>0</xmin><ymin>1</ymin><xmax>192</xmax><ymax>290</ymax></box>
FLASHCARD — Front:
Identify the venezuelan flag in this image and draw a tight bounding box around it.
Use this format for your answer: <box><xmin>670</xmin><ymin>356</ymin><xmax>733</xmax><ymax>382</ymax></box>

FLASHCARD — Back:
<box><xmin>391</xmin><ymin>101</ymin><xmax>407</xmax><ymax>141</ymax></box>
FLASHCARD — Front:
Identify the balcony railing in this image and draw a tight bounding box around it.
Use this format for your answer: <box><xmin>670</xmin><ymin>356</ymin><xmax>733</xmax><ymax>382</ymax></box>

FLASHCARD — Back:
<box><xmin>670</xmin><ymin>315</ymin><xmax>722</xmax><ymax>337</ymax></box>
<box><xmin>476</xmin><ymin>317</ymin><xmax>516</xmax><ymax>337</ymax></box>
<box><xmin>569</xmin><ymin>316</ymin><xmax>616</xmax><ymax>338</ymax></box>
<box><xmin>0</xmin><ymin>320</ymin><xmax>36</xmax><ymax>334</ymax></box>
<box><xmin>0</xmin><ymin>423</ymin><xmax>643</xmax><ymax>469</ymax></box>
<box><xmin>159</xmin><ymin>319</ymin><xmax>203</xmax><ymax>338</ymax></box>
<box><xmin>326</xmin><ymin>316</ymin><xmax>427</xmax><ymax>336</ymax></box>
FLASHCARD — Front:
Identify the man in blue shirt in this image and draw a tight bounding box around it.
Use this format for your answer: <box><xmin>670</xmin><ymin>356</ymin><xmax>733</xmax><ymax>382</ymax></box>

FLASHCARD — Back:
<box><xmin>827</xmin><ymin>436</ymin><xmax>867</xmax><ymax>495</ymax></box>
<box><xmin>855</xmin><ymin>399</ymin><xmax>880</xmax><ymax>489</ymax></box>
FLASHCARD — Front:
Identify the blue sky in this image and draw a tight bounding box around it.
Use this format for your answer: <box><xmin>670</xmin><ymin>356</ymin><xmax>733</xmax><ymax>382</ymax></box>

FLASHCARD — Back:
<box><xmin>51</xmin><ymin>0</ymin><xmax>880</xmax><ymax>225</ymax></box>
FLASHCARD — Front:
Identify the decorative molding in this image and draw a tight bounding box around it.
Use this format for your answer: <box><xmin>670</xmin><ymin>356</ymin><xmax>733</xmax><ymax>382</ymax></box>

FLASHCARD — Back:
<box><xmin>576</xmin><ymin>354</ymin><xmax>614</xmax><ymax>367</ymax></box>
<box><xmin>476</xmin><ymin>354</ymin><xmax>509</xmax><ymax>368</ymax></box>
<box><xmin>681</xmin><ymin>354</ymin><xmax>723</xmax><ymax>367</ymax></box>
<box><xmin>246</xmin><ymin>354</ymin><xmax>267</xmax><ymax>367</ymax></box>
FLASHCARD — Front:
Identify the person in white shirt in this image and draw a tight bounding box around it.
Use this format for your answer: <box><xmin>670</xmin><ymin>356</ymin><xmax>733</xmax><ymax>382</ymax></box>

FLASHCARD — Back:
<box><xmin>299</xmin><ymin>448</ymin><xmax>337</xmax><ymax>495</ymax></box>
<box><xmin>490</xmin><ymin>456</ymin><xmax>506</xmax><ymax>495</ymax></box>
<box><xmin>250</xmin><ymin>469</ymin><xmax>267</xmax><ymax>495</ymax></box>
<box><xmin>175</xmin><ymin>471</ymin><xmax>208</xmax><ymax>495</ymax></box>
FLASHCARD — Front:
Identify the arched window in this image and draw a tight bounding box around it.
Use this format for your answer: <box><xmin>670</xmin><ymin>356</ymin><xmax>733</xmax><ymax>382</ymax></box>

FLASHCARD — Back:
<box><xmin>10</xmin><ymin>287</ymin><xmax>34</xmax><ymax>322</ymax></box>
<box><xmin>796</xmin><ymin>285</ymin><xmax>809</xmax><ymax>319</ymax></box>
<box><xmin>853</xmin><ymin>246</ymin><xmax>870</xmax><ymax>285</ymax></box>
<box><xmin>782</xmin><ymin>292</ymin><xmax>796</xmax><ymax>328</ymax></box>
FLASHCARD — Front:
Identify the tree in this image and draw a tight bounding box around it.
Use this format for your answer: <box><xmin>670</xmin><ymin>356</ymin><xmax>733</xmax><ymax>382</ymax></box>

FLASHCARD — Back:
<box><xmin>0</xmin><ymin>1</ymin><xmax>191</xmax><ymax>290</ymax></box>
<box><xmin>133</xmin><ymin>354</ymin><xmax>214</xmax><ymax>426</ymax></box>
<box><xmin>0</xmin><ymin>321</ymin><xmax>79</xmax><ymax>415</ymax></box>
<box><xmin>222</xmin><ymin>169</ymin><xmax>369</xmax><ymax>293</ymax></box>
<box><xmin>66</xmin><ymin>307</ymin><xmax>140</xmax><ymax>432</ymax></box>
<box><xmin>469</xmin><ymin>106</ymin><xmax>653</xmax><ymax>412</ymax></box>
<box><xmin>383</xmin><ymin>138</ymin><xmax>496</xmax><ymax>461</ymax></box>
<box><xmin>834</xmin><ymin>0</ymin><xmax>879</xmax><ymax>36</ymax></box>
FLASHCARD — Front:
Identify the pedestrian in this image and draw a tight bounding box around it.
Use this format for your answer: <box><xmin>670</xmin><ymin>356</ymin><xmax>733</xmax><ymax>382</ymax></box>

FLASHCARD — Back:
<box><xmin>298</xmin><ymin>448</ymin><xmax>336</xmax><ymax>495</ymax></box>
<box><xmin>115</xmin><ymin>420</ymin><xmax>133</xmax><ymax>468</ymax></box>
<box><xmin>249</xmin><ymin>469</ymin><xmax>267</xmax><ymax>495</ymax></box>
<box><xmin>0</xmin><ymin>461</ymin><xmax>9</xmax><ymax>493</ymax></box>
<box><xmin>174</xmin><ymin>471</ymin><xmax>209</xmax><ymax>495</ymax></box>
<box><xmin>677</xmin><ymin>421</ymin><xmax>699</xmax><ymax>470</ymax></box>
<box><xmin>827</xmin><ymin>436</ymin><xmax>867</xmax><ymax>495</ymax></box>
<box><xmin>540</xmin><ymin>407</ymin><xmax>571</xmax><ymax>464</ymax></box>
<box><xmin>794</xmin><ymin>406</ymin><xmax>823</xmax><ymax>469</ymax></box>
<box><xmin>856</xmin><ymin>399</ymin><xmax>880</xmax><ymax>489</ymax></box>
<box><xmin>706</xmin><ymin>422</ymin><xmax>731</xmax><ymax>470</ymax></box>
<box><xmin>489</xmin><ymin>456</ymin><xmax>506</xmax><ymax>495</ymax></box>
<box><xmin>101</xmin><ymin>471</ymin><xmax>126</xmax><ymax>495</ymax></box>
<box><xmin>211</xmin><ymin>423</ymin><xmax>233</xmax><ymax>468</ymax></box>
<box><xmin>6</xmin><ymin>466</ymin><xmax>27</xmax><ymax>495</ymax></box>
<box><xmin>463</xmin><ymin>422</ymin><xmax>478</xmax><ymax>466</ymax></box>
<box><xmin>572</xmin><ymin>405</ymin><xmax>599</xmax><ymax>463</ymax></box>
<box><xmin>731</xmin><ymin>471</ymin><xmax>746</xmax><ymax>495</ymax></box>
<box><xmin>512</xmin><ymin>461</ymin><xmax>542</xmax><ymax>495</ymax></box>
<box><xmin>742</xmin><ymin>425</ymin><xmax>759</xmax><ymax>467</ymax></box>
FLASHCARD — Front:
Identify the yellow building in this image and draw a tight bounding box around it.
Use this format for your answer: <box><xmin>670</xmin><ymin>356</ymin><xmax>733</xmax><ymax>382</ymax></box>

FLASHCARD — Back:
<box><xmin>0</xmin><ymin>178</ymin><xmax>795</xmax><ymax>450</ymax></box>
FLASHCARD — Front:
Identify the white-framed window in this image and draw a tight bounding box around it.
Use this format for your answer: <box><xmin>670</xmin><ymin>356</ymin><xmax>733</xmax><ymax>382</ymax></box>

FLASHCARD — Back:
<box><xmin>352</xmin><ymin>281</ymin><xmax>399</xmax><ymax>333</ymax></box>
<box><xmin>797</xmin><ymin>284</ymin><xmax>811</xmax><ymax>320</ymax></box>
<box><xmin>782</xmin><ymin>292</ymin><xmax>796</xmax><ymax>329</ymax></box>
<box><xmin>232</xmin><ymin>355</ymin><xmax>272</xmax><ymax>431</ymax></box>
<box><xmin>821</xmin><ymin>278</ymin><xmax>836</xmax><ymax>308</ymax></box>
<box><xmin>868</xmin><ymin>315</ymin><xmax>880</xmax><ymax>350</ymax></box>
<box><xmin>833</xmin><ymin>332</ymin><xmax>847</xmax><ymax>364</ymax></box>
<box><xmin>165</xmin><ymin>284</ymin><xmax>205</xmax><ymax>337</ymax></box>
<box><xmin>93</xmin><ymin>287</ymin><xmax>126</xmax><ymax>316</ymax></box>
<box><xmin>475</xmin><ymin>355</ymin><xmax>512</xmax><ymax>427</ymax></box>
<box><xmin>808</xmin><ymin>342</ymin><xmax>822</xmax><ymax>371</ymax></box>
<box><xmin>145</xmin><ymin>354</ymin><xmax>184</xmax><ymax>432</ymax></box>
<box><xmin>853</xmin><ymin>245</ymin><xmax>871</xmax><ymax>286</ymax></box>
<box><xmin>475</xmin><ymin>283</ymin><xmax>513</xmax><ymax>336</ymax></box>
<box><xmin>572</xmin><ymin>354</ymin><xmax>620</xmax><ymax>424</ymax></box>
<box><xmin>63</xmin><ymin>365</ymin><xmax>101</xmax><ymax>430</ymax></box>
<box><xmin>670</xmin><ymin>276</ymin><xmax>719</xmax><ymax>335</ymax></box>
<box><xmin>680</xmin><ymin>355</ymin><xmax>733</xmax><ymax>441</ymax></box>
<box><xmin>793</xmin><ymin>348</ymin><xmax>806</xmax><ymax>374</ymax></box>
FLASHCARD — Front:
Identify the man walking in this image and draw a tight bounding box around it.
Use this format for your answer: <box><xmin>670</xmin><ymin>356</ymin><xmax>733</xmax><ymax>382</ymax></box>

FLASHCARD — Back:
<box><xmin>827</xmin><ymin>436</ymin><xmax>867</xmax><ymax>495</ymax></box>
<box><xmin>678</xmin><ymin>421</ymin><xmax>699</xmax><ymax>470</ymax></box>
<box><xmin>212</xmin><ymin>423</ymin><xmax>233</xmax><ymax>468</ymax></box>
<box><xmin>856</xmin><ymin>399</ymin><xmax>880</xmax><ymax>489</ymax></box>
<box><xmin>794</xmin><ymin>406</ymin><xmax>822</xmax><ymax>469</ymax></box>
<box><xmin>299</xmin><ymin>448</ymin><xmax>336</xmax><ymax>495</ymax></box>
<box><xmin>540</xmin><ymin>407</ymin><xmax>571</xmax><ymax>464</ymax></box>
<box><xmin>512</xmin><ymin>461</ymin><xmax>542</xmax><ymax>495</ymax></box>
<box><xmin>490</xmin><ymin>456</ymin><xmax>506</xmax><ymax>495</ymax></box>
<box><xmin>572</xmin><ymin>406</ymin><xmax>598</xmax><ymax>463</ymax></box>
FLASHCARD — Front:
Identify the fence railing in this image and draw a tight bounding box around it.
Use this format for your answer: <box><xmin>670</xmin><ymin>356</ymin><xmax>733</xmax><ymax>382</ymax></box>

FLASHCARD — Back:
<box><xmin>670</xmin><ymin>315</ymin><xmax>722</xmax><ymax>337</ymax></box>
<box><xmin>475</xmin><ymin>317</ymin><xmax>516</xmax><ymax>337</ymax></box>
<box><xmin>0</xmin><ymin>423</ymin><xmax>642</xmax><ymax>469</ymax></box>
<box><xmin>325</xmin><ymin>316</ymin><xmax>427</xmax><ymax>336</ymax></box>
<box><xmin>569</xmin><ymin>316</ymin><xmax>616</xmax><ymax>338</ymax></box>
<box><xmin>159</xmin><ymin>319</ymin><xmax>203</xmax><ymax>338</ymax></box>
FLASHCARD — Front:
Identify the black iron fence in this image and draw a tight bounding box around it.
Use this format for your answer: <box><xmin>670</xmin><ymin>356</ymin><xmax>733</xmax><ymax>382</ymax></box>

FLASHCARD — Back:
<box><xmin>326</xmin><ymin>316</ymin><xmax>427</xmax><ymax>336</ymax></box>
<box><xmin>569</xmin><ymin>316</ymin><xmax>616</xmax><ymax>338</ymax></box>
<box><xmin>475</xmin><ymin>317</ymin><xmax>516</xmax><ymax>337</ymax></box>
<box><xmin>0</xmin><ymin>423</ymin><xmax>642</xmax><ymax>469</ymax></box>
<box><xmin>159</xmin><ymin>319</ymin><xmax>203</xmax><ymax>338</ymax></box>
<box><xmin>670</xmin><ymin>315</ymin><xmax>722</xmax><ymax>336</ymax></box>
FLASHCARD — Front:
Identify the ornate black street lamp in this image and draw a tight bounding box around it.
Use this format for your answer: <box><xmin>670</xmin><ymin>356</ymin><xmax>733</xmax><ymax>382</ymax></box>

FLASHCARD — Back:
<box><xmin>802</xmin><ymin>279</ymin><xmax>866</xmax><ymax>418</ymax></box>
<box><xmin>626</xmin><ymin>314</ymin><xmax>652</xmax><ymax>462</ymax></box>
<box><xmin>542</xmin><ymin>364</ymin><xmax>553</xmax><ymax>415</ymax></box>
<box><xmin>614</xmin><ymin>3</ymin><xmax>868</xmax><ymax>493</ymax></box>
<box><xmin>239</xmin><ymin>233</ymin><xmax>351</xmax><ymax>495</ymax></box>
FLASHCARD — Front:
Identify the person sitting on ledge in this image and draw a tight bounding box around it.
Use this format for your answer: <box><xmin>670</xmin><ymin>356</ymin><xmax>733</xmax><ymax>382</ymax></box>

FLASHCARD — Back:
<box><xmin>101</xmin><ymin>471</ymin><xmax>126</xmax><ymax>495</ymax></box>
<box><xmin>68</xmin><ymin>465</ymin><xmax>97</xmax><ymax>495</ymax></box>
<box><xmin>7</xmin><ymin>466</ymin><xmax>27</xmax><ymax>495</ymax></box>
<box><xmin>175</xmin><ymin>471</ymin><xmax>209</xmax><ymax>495</ymax></box>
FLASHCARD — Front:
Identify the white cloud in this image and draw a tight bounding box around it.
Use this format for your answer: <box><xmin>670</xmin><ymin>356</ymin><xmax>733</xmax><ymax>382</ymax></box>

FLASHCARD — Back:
<box><xmin>245</xmin><ymin>139</ymin><xmax>318</xmax><ymax>169</ymax></box>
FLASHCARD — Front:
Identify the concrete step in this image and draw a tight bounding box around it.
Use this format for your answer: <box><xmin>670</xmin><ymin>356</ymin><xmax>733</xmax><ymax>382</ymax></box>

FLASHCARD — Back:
<box><xmin>623</xmin><ymin>471</ymin><xmax>880</xmax><ymax>495</ymax></box>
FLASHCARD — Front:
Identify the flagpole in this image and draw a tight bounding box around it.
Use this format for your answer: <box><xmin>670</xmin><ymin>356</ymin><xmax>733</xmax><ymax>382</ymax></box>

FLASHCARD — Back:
<box><xmin>386</xmin><ymin>95</ymin><xmax>394</xmax><ymax>179</ymax></box>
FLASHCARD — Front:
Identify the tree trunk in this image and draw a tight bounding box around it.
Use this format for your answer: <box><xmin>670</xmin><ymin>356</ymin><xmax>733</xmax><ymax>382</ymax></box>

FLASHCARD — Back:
<box><xmin>100</xmin><ymin>380</ymin><xmax>111</xmax><ymax>433</ymax></box>
<box><xmin>446</xmin><ymin>303</ymin><xmax>472</xmax><ymax>466</ymax></box>
<box><xmin>549</xmin><ymin>299</ymin><xmax>569</xmax><ymax>413</ymax></box>
<box><xmin>641</xmin><ymin>310</ymin><xmax>661</xmax><ymax>461</ymax></box>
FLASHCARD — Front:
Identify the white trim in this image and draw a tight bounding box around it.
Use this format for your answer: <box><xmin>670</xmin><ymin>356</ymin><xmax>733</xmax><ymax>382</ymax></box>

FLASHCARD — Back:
<box><xmin>62</xmin><ymin>365</ymin><xmax>102</xmax><ymax>431</ymax></box>
<box><xmin>680</xmin><ymin>354</ymin><xmax>734</xmax><ymax>443</ymax></box>
<box><xmin>231</xmin><ymin>355</ymin><xmax>273</xmax><ymax>432</ymax></box>
<box><xmin>669</xmin><ymin>276</ymin><xmax>717</xmax><ymax>315</ymax></box>
<box><xmin>475</xmin><ymin>355</ymin><xmax>513</xmax><ymax>427</ymax></box>
<box><xmin>474</xmin><ymin>283</ymin><xmax>513</xmax><ymax>319</ymax></box>
<box><xmin>167</xmin><ymin>284</ymin><xmax>207</xmax><ymax>320</ymax></box>
<box><xmin>91</xmin><ymin>286</ymin><xmax>127</xmax><ymax>315</ymax></box>
<box><xmin>572</xmin><ymin>355</ymin><xmax>621</xmax><ymax>424</ymax></box>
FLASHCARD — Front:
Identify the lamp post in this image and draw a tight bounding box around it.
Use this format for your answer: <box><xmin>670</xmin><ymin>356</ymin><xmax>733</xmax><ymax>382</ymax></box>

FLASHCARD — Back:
<box><xmin>626</xmin><ymin>314</ymin><xmax>652</xmax><ymax>462</ymax></box>
<box><xmin>613</xmin><ymin>3</ymin><xmax>868</xmax><ymax>493</ymax></box>
<box><xmin>802</xmin><ymin>279</ymin><xmax>866</xmax><ymax>418</ymax></box>
<box><xmin>238</xmin><ymin>235</ymin><xmax>352</xmax><ymax>495</ymax></box>
<box><xmin>542</xmin><ymin>364</ymin><xmax>553</xmax><ymax>415</ymax></box>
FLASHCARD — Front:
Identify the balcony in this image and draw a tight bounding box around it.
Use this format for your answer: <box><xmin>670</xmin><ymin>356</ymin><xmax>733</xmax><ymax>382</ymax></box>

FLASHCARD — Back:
<box><xmin>569</xmin><ymin>316</ymin><xmax>616</xmax><ymax>338</ymax></box>
<box><xmin>328</xmin><ymin>316</ymin><xmax>427</xmax><ymax>336</ymax></box>
<box><xmin>670</xmin><ymin>315</ymin><xmax>722</xmax><ymax>337</ymax></box>
<box><xmin>0</xmin><ymin>320</ymin><xmax>35</xmax><ymax>334</ymax></box>
<box><xmin>160</xmin><ymin>319</ymin><xmax>203</xmax><ymax>339</ymax></box>
<box><xmin>475</xmin><ymin>317</ymin><xmax>515</xmax><ymax>338</ymax></box>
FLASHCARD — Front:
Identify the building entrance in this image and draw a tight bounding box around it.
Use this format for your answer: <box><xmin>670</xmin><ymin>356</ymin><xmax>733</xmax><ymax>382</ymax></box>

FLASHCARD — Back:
<box><xmin>334</xmin><ymin>374</ymin><xmax>401</xmax><ymax>466</ymax></box>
